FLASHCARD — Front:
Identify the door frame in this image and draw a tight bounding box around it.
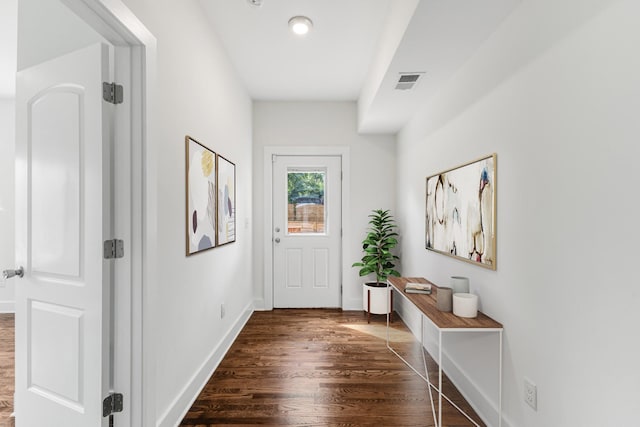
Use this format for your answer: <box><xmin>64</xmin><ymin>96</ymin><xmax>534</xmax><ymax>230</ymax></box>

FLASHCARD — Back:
<box><xmin>55</xmin><ymin>1</ymin><xmax>157</xmax><ymax>426</ymax></box>
<box><xmin>263</xmin><ymin>146</ymin><xmax>350</xmax><ymax>311</ymax></box>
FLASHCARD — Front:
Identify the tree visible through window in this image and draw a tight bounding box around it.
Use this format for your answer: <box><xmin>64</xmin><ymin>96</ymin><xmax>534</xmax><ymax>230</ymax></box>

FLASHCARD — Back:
<box><xmin>287</xmin><ymin>171</ymin><xmax>325</xmax><ymax>234</ymax></box>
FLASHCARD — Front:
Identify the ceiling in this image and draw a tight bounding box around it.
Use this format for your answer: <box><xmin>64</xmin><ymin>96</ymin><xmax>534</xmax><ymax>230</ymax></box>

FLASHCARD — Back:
<box><xmin>1</xmin><ymin>0</ymin><xmax>521</xmax><ymax>132</ymax></box>
<box><xmin>200</xmin><ymin>0</ymin><xmax>520</xmax><ymax>133</ymax></box>
<box><xmin>199</xmin><ymin>0</ymin><xmax>392</xmax><ymax>101</ymax></box>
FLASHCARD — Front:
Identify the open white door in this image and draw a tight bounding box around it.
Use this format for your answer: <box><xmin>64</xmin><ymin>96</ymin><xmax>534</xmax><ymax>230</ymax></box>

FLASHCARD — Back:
<box><xmin>14</xmin><ymin>43</ymin><xmax>113</xmax><ymax>426</ymax></box>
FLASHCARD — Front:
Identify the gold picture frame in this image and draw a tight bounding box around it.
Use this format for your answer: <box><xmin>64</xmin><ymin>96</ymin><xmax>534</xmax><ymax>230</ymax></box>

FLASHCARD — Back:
<box><xmin>425</xmin><ymin>154</ymin><xmax>497</xmax><ymax>270</ymax></box>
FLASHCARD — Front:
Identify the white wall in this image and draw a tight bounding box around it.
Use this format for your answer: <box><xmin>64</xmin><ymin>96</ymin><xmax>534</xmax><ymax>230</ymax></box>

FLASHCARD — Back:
<box><xmin>395</xmin><ymin>0</ymin><xmax>640</xmax><ymax>426</ymax></box>
<box><xmin>18</xmin><ymin>1</ymin><xmax>254</xmax><ymax>426</ymax></box>
<box><xmin>0</xmin><ymin>100</ymin><xmax>15</xmax><ymax>312</ymax></box>
<box><xmin>252</xmin><ymin>102</ymin><xmax>396</xmax><ymax>310</ymax></box>
<box><xmin>117</xmin><ymin>1</ymin><xmax>254</xmax><ymax>425</ymax></box>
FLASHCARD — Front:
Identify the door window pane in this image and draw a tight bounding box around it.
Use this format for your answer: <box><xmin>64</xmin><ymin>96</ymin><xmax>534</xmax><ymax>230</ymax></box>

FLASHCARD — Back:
<box><xmin>287</xmin><ymin>170</ymin><xmax>325</xmax><ymax>234</ymax></box>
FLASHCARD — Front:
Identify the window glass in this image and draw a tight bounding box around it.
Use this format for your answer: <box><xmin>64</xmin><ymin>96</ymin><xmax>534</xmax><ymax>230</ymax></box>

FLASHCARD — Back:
<box><xmin>287</xmin><ymin>170</ymin><xmax>326</xmax><ymax>234</ymax></box>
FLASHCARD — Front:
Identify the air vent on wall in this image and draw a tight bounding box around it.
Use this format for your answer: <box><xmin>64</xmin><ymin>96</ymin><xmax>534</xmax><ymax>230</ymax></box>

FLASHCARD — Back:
<box><xmin>395</xmin><ymin>72</ymin><xmax>425</xmax><ymax>91</ymax></box>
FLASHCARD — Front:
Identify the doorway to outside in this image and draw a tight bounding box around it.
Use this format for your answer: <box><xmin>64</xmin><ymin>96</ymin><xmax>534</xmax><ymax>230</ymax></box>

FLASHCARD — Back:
<box><xmin>273</xmin><ymin>155</ymin><xmax>341</xmax><ymax>308</ymax></box>
<box><xmin>264</xmin><ymin>148</ymin><xmax>349</xmax><ymax>310</ymax></box>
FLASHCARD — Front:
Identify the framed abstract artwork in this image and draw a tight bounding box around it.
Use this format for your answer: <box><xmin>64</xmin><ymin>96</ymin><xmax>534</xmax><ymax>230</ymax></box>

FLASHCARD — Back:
<box><xmin>186</xmin><ymin>136</ymin><xmax>217</xmax><ymax>255</ymax></box>
<box><xmin>216</xmin><ymin>154</ymin><xmax>236</xmax><ymax>246</ymax></box>
<box><xmin>425</xmin><ymin>154</ymin><xmax>497</xmax><ymax>270</ymax></box>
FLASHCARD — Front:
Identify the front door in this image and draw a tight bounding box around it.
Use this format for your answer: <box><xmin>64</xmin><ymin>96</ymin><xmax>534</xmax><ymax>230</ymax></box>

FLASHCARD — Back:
<box><xmin>273</xmin><ymin>155</ymin><xmax>342</xmax><ymax>308</ymax></box>
<box><xmin>14</xmin><ymin>43</ymin><xmax>113</xmax><ymax>426</ymax></box>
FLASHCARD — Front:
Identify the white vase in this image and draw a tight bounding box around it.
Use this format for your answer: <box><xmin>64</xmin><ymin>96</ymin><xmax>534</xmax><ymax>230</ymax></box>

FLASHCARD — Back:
<box><xmin>362</xmin><ymin>282</ymin><xmax>391</xmax><ymax>314</ymax></box>
<box><xmin>450</xmin><ymin>276</ymin><xmax>470</xmax><ymax>294</ymax></box>
<box><xmin>453</xmin><ymin>293</ymin><xmax>478</xmax><ymax>318</ymax></box>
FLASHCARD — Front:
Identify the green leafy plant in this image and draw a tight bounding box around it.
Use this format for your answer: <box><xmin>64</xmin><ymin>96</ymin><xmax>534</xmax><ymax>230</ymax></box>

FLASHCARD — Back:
<box><xmin>352</xmin><ymin>209</ymin><xmax>400</xmax><ymax>285</ymax></box>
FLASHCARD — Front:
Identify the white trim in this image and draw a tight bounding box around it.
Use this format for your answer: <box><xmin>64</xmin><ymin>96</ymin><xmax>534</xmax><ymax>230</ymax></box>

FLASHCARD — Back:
<box><xmin>263</xmin><ymin>146</ymin><xmax>351</xmax><ymax>310</ymax></box>
<box><xmin>60</xmin><ymin>2</ymin><xmax>157</xmax><ymax>426</ymax></box>
<box><xmin>112</xmin><ymin>43</ymin><xmax>133</xmax><ymax>427</ymax></box>
<box><xmin>0</xmin><ymin>301</ymin><xmax>14</xmax><ymax>313</ymax></box>
<box><xmin>156</xmin><ymin>303</ymin><xmax>254</xmax><ymax>427</ymax></box>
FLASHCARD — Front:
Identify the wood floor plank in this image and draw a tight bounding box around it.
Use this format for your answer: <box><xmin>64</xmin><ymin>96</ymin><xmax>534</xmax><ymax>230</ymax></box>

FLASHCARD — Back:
<box><xmin>180</xmin><ymin>309</ymin><xmax>486</xmax><ymax>427</ymax></box>
<box><xmin>0</xmin><ymin>313</ymin><xmax>14</xmax><ymax>427</ymax></box>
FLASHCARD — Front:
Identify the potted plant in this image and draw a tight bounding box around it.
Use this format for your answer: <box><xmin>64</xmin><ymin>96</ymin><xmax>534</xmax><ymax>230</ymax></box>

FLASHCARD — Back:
<box><xmin>352</xmin><ymin>209</ymin><xmax>400</xmax><ymax>318</ymax></box>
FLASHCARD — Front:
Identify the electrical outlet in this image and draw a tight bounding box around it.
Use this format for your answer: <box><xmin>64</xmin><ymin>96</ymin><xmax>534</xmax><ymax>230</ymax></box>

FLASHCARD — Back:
<box><xmin>220</xmin><ymin>303</ymin><xmax>226</xmax><ymax>319</ymax></box>
<box><xmin>524</xmin><ymin>378</ymin><xmax>537</xmax><ymax>410</ymax></box>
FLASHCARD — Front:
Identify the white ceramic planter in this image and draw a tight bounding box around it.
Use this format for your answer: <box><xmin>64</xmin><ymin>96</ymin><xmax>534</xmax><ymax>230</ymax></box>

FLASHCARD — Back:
<box><xmin>452</xmin><ymin>293</ymin><xmax>478</xmax><ymax>318</ymax></box>
<box><xmin>362</xmin><ymin>282</ymin><xmax>391</xmax><ymax>314</ymax></box>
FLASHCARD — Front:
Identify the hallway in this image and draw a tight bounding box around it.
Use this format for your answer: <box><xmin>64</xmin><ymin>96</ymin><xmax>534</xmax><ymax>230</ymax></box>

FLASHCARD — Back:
<box><xmin>180</xmin><ymin>309</ymin><xmax>484</xmax><ymax>426</ymax></box>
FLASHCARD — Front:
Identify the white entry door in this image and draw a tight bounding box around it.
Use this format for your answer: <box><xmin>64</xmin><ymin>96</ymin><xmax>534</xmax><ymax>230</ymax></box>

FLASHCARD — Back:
<box><xmin>14</xmin><ymin>43</ymin><xmax>113</xmax><ymax>426</ymax></box>
<box><xmin>273</xmin><ymin>155</ymin><xmax>342</xmax><ymax>308</ymax></box>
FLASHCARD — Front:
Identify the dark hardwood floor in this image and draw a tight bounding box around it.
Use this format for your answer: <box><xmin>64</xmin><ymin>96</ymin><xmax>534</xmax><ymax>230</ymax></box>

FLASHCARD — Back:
<box><xmin>0</xmin><ymin>313</ymin><xmax>14</xmax><ymax>427</ymax></box>
<box><xmin>180</xmin><ymin>309</ymin><xmax>485</xmax><ymax>427</ymax></box>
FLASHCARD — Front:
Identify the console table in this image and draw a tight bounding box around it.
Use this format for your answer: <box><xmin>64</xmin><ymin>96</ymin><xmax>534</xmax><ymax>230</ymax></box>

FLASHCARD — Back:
<box><xmin>387</xmin><ymin>277</ymin><xmax>503</xmax><ymax>427</ymax></box>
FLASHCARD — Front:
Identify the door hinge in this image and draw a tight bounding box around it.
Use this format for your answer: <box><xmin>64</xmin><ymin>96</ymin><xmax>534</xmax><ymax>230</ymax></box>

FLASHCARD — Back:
<box><xmin>104</xmin><ymin>239</ymin><xmax>124</xmax><ymax>259</ymax></box>
<box><xmin>103</xmin><ymin>392</ymin><xmax>123</xmax><ymax>417</ymax></box>
<box><xmin>102</xmin><ymin>82</ymin><xmax>123</xmax><ymax>104</ymax></box>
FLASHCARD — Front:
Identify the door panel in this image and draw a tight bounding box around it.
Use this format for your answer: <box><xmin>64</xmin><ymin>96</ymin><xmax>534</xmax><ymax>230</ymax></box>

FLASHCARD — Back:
<box><xmin>285</xmin><ymin>249</ymin><xmax>302</xmax><ymax>289</ymax></box>
<box><xmin>273</xmin><ymin>155</ymin><xmax>341</xmax><ymax>308</ymax></box>
<box><xmin>29</xmin><ymin>301</ymin><xmax>83</xmax><ymax>407</ymax></box>
<box><xmin>312</xmin><ymin>249</ymin><xmax>329</xmax><ymax>288</ymax></box>
<box><xmin>30</xmin><ymin>89</ymin><xmax>82</xmax><ymax>277</ymax></box>
<box><xmin>15</xmin><ymin>43</ymin><xmax>111</xmax><ymax>427</ymax></box>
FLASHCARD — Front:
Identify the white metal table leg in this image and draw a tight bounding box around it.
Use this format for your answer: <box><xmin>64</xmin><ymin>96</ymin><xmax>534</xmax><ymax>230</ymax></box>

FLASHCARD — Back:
<box><xmin>499</xmin><ymin>330</ymin><xmax>503</xmax><ymax>427</ymax></box>
<box><xmin>438</xmin><ymin>329</ymin><xmax>442</xmax><ymax>427</ymax></box>
<box><xmin>421</xmin><ymin>314</ymin><xmax>438</xmax><ymax>427</ymax></box>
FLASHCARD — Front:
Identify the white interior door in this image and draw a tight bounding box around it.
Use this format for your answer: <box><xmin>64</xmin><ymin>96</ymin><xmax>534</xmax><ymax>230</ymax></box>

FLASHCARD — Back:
<box><xmin>14</xmin><ymin>43</ymin><xmax>113</xmax><ymax>426</ymax></box>
<box><xmin>273</xmin><ymin>155</ymin><xmax>342</xmax><ymax>308</ymax></box>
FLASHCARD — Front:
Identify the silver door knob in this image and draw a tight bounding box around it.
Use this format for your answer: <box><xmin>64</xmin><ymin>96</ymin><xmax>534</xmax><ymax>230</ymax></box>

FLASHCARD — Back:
<box><xmin>275</xmin><ymin>227</ymin><xmax>280</xmax><ymax>232</ymax></box>
<box><xmin>2</xmin><ymin>266</ymin><xmax>24</xmax><ymax>279</ymax></box>
<box><xmin>274</xmin><ymin>237</ymin><xmax>281</xmax><ymax>243</ymax></box>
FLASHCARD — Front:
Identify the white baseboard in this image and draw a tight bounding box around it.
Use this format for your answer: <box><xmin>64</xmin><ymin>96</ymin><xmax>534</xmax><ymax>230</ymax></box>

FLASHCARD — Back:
<box><xmin>253</xmin><ymin>298</ymin><xmax>266</xmax><ymax>310</ymax></box>
<box><xmin>0</xmin><ymin>301</ymin><xmax>15</xmax><ymax>313</ymax></box>
<box><xmin>342</xmin><ymin>297</ymin><xmax>362</xmax><ymax>311</ymax></box>
<box><xmin>394</xmin><ymin>302</ymin><xmax>512</xmax><ymax>427</ymax></box>
<box><xmin>157</xmin><ymin>302</ymin><xmax>254</xmax><ymax>427</ymax></box>
<box><xmin>254</xmin><ymin>297</ymin><xmax>363</xmax><ymax>312</ymax></box>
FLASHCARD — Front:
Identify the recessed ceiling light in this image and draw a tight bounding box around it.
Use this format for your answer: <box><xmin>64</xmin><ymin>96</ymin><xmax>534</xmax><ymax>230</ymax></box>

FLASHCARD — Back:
<box><xmin>288</xmin><ymin>16</ymin><xmax>313</xmax><ymax>36</ymax></box>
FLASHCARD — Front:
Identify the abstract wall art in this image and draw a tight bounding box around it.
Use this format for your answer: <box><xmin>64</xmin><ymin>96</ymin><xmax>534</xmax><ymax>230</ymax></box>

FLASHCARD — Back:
<box><xmin>186</xmin><ymin>136</ymin><xmax>217</xmax><ymax>255</ymax></box>
<box><xmin>425</xmin><ymin>154</ymin><xmax>496</xmax><ymax>269</ymax></box>
<box><xmin>216</xmin><ymin>154</ymin><xmax>236</xmax><ymax>246</ymax></box>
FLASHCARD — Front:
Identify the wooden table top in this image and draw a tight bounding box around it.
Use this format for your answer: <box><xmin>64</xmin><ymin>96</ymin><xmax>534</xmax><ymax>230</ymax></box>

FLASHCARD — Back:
<box><xmin>387</xmin><ymin>277</ymin><xmax>503</xmax><ymax>330</ymax></box>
